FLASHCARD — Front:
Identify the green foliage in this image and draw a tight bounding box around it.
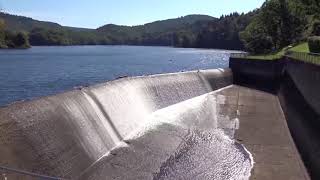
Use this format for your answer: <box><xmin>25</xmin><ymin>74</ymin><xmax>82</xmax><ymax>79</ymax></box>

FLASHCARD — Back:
<box><xmin>0</xmin><ymin>12</ymin><xmax>252</xmax><ymax>49</ymax></box>
<box><xmin>96</xmin><ymin>15</ymin><xmax>216</xmax><ymax>47</ymax></box>
<box><xmin>308</xmin><ymin>36</ymin><xmax>320</xmax><ymax>53</ymax></box>
<box><xmin>289</xmin><ymin>42</ymin><xmax>309</xmax><ymax>53</ymax></box>
<box><xmin>0</xmin><ymin>18</ymin><xmax>7</xmax><ymax>48</ymax></box>
<box><xmin>4</xmin><ymin>31</ymin><xmax>30</xmax><ymax>48</ymax></box>
<box><xmin>0</xmin><ymin>12</ymin><xmax>61</xmax><ymax>31</ymax></box>
<box><xmin>240</xmin><ymin>0</ymin><xmax>306</xmax><ymax>54</ymax></box>
<box><xmin>29</xmin><ymin>28</ymin><xmax>70</xmax><ymax>45</ymax></box>
<box><xmin>240</xmin><ymin>19</ymin><xmax>274</xmax><ymax>54</ymax></box>
<box><xmin>2</xmin><ymin>1</ymin><xmax>319</xmax><ymax>52</ymax></box>
<box><xmin>195</xmin><ymin>12</ymin><xmax>256</xmax><ymax>50</ymax></box>
<box><xmin>172</xmin><ymin>31</ymin><xmax>195</xmax><ymax>47</ymax></box>
<box><xmin>312</xmin><ymin>20</ymin><xmax>320</xmax><ymax>36</ymax></box>
<box><xmin>0</xmin><ymin>18</ymin><xmax>30</xmax><ymax>49</ymax></box>
<box><xmin>13</xmin><ymin>32</ymin><xmax>30</xmax><ymax>48</ymax></box>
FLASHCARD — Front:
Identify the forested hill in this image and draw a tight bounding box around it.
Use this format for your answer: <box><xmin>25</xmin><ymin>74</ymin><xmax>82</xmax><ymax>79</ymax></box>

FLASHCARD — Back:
<box><xmin>98</xmin><ymin>15</ymin><xmax>216</xmax><ymax>33</ymax></box>
<box><xmin>0</xmin><ymin>13</ymin><xmax>61</xmax><ymax>31</ymax></box>
<box><xmin>0</xmin><ymin>12</ymin><xmax>252</xmax><ymax>49</ymax></box>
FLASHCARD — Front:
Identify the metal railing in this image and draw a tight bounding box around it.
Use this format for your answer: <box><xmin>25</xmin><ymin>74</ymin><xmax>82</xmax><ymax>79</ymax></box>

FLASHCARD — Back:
<box><xmin>230</xmin><ymin>51</ymin><xmax>320</xmax><ymax>65</ymax></box>
<box><xmin>230</xmin><ymin>52</ymin><xmax>282</xmax><ymax>60</ymax></box>
<box><xmin>285</xmin><ymin>51</ymin><xmax>320</xmax><ymax>65</ymax></box>
<box><xmin>229</xmin><ymin>53</ymin><xmax>249</xmax><ymax>58</ymax></box>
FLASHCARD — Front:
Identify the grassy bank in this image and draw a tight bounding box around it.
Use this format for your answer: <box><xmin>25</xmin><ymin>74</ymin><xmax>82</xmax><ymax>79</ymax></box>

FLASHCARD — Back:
<box><xmin>244</xmin><ymin>46</ymin><xmax>288</xmax><ymax>60</ymax></box>
<box><xmin>232</xmin><ymin>42</ymin><xmax>320</xmax><ymax>65</ymax></box>
<box><xmin>289</xmin><ymin>42</ymin><xmax>309</xmax><ymax>53</ymax></box>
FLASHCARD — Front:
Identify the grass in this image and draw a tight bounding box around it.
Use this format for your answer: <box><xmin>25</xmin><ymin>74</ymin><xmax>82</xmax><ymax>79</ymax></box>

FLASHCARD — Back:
<box><xmin>286</xmin><ymin>43</ymin><xmax>320</xmax><ymax>65</ymax></box>
<box><xmin>289</xmin><ymin>42</ymin><xmax>309</xmax><ymax>53</ymax></box>
<box><xmin>245</xmin><ymin>46</ymin><xmax>288</xmax><ymax>60</ymax></box>
<box><xmin>245</xmin><ymin>54</ymin><xmax>281</xmax><ymax>60</ymax></box>
<box><xmin>231</xmin><ymin>42</ymin><xmax>319</xmax><ymax>65</ymax></box>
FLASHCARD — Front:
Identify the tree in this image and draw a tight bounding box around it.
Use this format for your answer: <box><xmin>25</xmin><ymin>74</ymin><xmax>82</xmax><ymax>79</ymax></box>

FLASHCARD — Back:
<box><xmin>29</xmin><ymin>28</ymin><xmax>70</xmax><ymax>45</ymax></box>
<box><xmin>194</xmin><ymin>11</ymin><xmax>256</xmax><ymax>50</ymax></box>
<box><xmin>312</xmin><ymin>20</ymin><xmax>320</xmax><ymax>36</ymax></box>
<box><xmin>278</xmin><ymin>0</ymin><xmax>304</xmax><ymax>47</ymax></box>
<box><xmin>0</xmin><ymin>18</ymin><xmax>6</xmax><ymax>48</ymax></box>
<box><xmin>308</xmin><ymin>36</ymin><xmax>320</xmax><ymax>53</ymax></box>
<box><xmin>240</xmin><ymin>19</ymin><xmax>274</xmax><ymax>54</ymax></box>
<box><xmin>240</xmin><ymin>0</ymin><xmax>305</xmax><ymax>53</ymax></box>
<box><xmin>181</xmin><ymin>35</ymin><xmax>191</xmax><ymax>47</ymax></box>
<box><xmin>13</xmin><ymin>32</ymin><xmax>30</xmax><ymax>48</ymax></box>
<box><xmin>0</xmin><ymin>18</ymin><xmax>31</xmax><ymax>48</ymax></box>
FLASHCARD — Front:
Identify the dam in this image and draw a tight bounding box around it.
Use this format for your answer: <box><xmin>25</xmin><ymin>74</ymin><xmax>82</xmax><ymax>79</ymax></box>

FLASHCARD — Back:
<box><xmin>0</xmin><ymin>56</ymin><xmax>318</xmax><ymax>179</ymax></box>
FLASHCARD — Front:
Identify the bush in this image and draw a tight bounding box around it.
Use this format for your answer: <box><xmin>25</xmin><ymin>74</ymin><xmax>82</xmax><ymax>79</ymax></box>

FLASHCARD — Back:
<box><xmin>308</xmin><ymin>36</ymin><xmax>320</xmax><ymax>53</ymax></box>
<box><xmin>4</xmin><ymin>31</ymin><xmax>30</xmax><ymax>48</ymax></box>
<box><xmin>240</xmin><ymin>21</ymin><xmax>274</xmax><ymax>54</ymax></box>
<box><xmin>312</xmin><ymin>21</ymin><xmax>320</xmax><ymax>36</ymax></box>
<box><xmin>13</xmin><ymin>32</ymin><xmax>30</xmax><ymax>48</ymax></box>
<box><xmin>0</xmin><ymin>19</ymin><xmax>7</xmax><ymax>48</ymax></box>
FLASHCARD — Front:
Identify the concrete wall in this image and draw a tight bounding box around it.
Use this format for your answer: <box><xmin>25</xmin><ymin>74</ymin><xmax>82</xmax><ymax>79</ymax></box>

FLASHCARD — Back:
<box><xmin>230</xmin><ymin>57</ymin><xmax>320</xmax><ymax>179</ymax></box>
<box><xmin>229</xmin><ymin>58</ymin><xmax>284</xmax><ymax>93</ymax></box>
<box><xmin>0</xmin><ymin>68</ymin><xmax>232</xmax><ymax>179</ymax></box>
<box><xmin>284</xmin><ymin>59</ymin><xmax>320</xmax><ymax>115</ymax></box>
<box><xmin>278</xmin><ymin>59</ymin><xmax>320</xmax><ymax>180</ymax></box>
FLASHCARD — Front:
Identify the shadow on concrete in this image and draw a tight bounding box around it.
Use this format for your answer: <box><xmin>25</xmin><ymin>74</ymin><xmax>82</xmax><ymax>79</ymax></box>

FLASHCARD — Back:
<box><xmin>230</xmin><ymin>57</ymin><xmax>320</xmax><ymax>179</ymax></box>
<box><xmin>278</xmin><ymin>71</ymin><xmax>320</xmax><ymax>180</ymax></box>
<box><xmin>229</xmin><ymin>58</ymin><xmax>284</xmax><ymax>94</ymax></box>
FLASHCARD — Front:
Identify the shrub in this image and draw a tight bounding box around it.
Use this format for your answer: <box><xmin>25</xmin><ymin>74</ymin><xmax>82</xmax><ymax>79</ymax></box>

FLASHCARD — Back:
<box><xmin>308</xmin><ymin>36</ymin><xmax>320</xmax><ymax>53</ymax></box>
<box><xmin>312</xmin><ymin>21</ymin><xmax>320</xmax><ymax>36</ymax></box>
<box><xmin>13</xmin><ymin>32</ymin><xmax>30</xmax><ymax>48</ymax></box>
<box><xmin>0</xmin><ymin>19</ymin><xmax>7</xmax><ymax>48</ymax></box>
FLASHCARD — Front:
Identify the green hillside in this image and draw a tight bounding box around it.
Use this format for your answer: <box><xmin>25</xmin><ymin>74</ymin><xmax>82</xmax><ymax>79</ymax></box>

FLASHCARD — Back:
<box><xmin>0</xmin><ymin>13</ymin><xmax>62</xmax><ymax>31</ymax></box>
<box><xmin>0</xmin><ymin>17</ymin><xmax>30</xmax><ymax>48</ymax></box>
<box><xmin>98</xmin><ymin>15</ymin><xmax>216</xmax><ymax>35</ymax></box>
<box><xmin>0</xmin><ymin>12</ymin><xmax>250</xmax><ymax>49</ymax></box>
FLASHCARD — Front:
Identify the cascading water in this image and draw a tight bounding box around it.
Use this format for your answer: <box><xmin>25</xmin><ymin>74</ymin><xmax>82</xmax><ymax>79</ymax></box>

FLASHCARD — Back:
<box><xmin>0</xmin><ymin>68</ymin><xmax>253</xmax><ymax>180</ymax></box>
<box><xmin>85</xmin><ymin>71</ymin><xmax>213</xmax><ymax>139</ymax></box>
<box><xmin>78</xmin><ymin>90</ymin><xmax>252</xmax><ymax>180</ymax></box>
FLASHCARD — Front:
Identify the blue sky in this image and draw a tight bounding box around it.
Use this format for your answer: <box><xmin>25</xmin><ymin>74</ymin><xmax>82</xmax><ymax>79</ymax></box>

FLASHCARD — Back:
<box><xmin>1</xmin><ymin>0</ymin><xmax>265</xmax><ymax>28</ymax></box>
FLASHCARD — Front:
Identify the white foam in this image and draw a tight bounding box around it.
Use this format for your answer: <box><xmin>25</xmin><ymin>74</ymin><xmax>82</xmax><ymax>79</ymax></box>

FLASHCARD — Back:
<box><xmin>79</xmin><ymin>91</ymin><xmax>254</xmax><ymax>180</ymax></box>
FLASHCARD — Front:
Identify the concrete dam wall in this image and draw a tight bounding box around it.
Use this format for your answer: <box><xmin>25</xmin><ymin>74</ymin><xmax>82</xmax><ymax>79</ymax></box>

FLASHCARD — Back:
<box><xmin>230</xmin><ymin>57</ymin><xmax>320</xmax><ymax>180</ymax></box>
<box><xmin>278</xmin><ymin>60</ymin><xmax>320</xmax><ymax>180</ymax></box>
<box><xmin>0</xmin><ymin>69</ymin><xmax>255</xmax><ymax>179</ymax></box>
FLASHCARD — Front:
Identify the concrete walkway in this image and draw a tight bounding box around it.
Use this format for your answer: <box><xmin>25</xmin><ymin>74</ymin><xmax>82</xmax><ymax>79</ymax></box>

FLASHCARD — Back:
<box><xmin>216</xmin><ymin>85</ymin><xmax>310</xmax><ymax>180</ymax></box>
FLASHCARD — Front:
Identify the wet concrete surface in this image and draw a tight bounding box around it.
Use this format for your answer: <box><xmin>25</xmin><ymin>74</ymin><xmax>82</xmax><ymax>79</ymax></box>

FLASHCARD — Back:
<box><xmin>217</xmin><ymin>86</ymin><xmax>310</xmax><ymax>180</ymax></box>
<box><xmin>78</xmin><ymin>87</ymin><xmax>253</xmax><ymax>180</ymax></box>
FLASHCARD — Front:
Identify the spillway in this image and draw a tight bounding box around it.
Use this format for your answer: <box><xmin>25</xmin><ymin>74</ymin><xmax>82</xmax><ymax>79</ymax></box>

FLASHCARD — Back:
<box><xmin>0</xmin><ymin>65</ymin><xmax>310</xmax><ymax>180</ymax></box>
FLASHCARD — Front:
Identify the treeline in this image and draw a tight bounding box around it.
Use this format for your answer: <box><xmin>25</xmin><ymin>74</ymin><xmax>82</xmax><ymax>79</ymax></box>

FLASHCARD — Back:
<box><xmin>2</xmin><ymin>0</ymin><xmax>320</xmax><ymax>53</ymax></box>
<box><xmin>173</xmin><ymin>12</ymin><xmax>257</xmax><ymax>49</ymax></box>
<box><xmin>28</xmin><ymin>28</ymin><xmax>103</xmax><ymax>45</ymax></box>
<box><xmin>0</xmin><ymin>13</ymin><xmax>255</xmax><ymax>50</ymax></box>
<box><xmin>0</xmin><ymin>12</ymin><xmax>256</xmax><ymax>50</ymax></box>
<box><xmin>0</xmin><ymin>19</ymin><xmax>30</xmax><ymax>48</ymax></box>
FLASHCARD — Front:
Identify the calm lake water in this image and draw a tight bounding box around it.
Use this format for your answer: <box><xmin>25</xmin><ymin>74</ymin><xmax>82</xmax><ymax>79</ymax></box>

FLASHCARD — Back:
<box><xmin>0</xmin><ymin>46</ymin><xmax>234</xmax><ymax>106</ymax></box>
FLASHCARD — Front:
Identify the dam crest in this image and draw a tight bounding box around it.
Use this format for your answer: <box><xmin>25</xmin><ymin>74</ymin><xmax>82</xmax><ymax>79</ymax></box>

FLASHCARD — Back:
<box><xmin>0</xmin><ymin>68</ymin><xmax>255</xmax><ymax>179</ymax></box>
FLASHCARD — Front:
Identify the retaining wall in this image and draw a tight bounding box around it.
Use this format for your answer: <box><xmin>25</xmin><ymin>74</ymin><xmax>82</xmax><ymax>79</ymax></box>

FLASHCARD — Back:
<box><xmin>278</xmin><ymin>59</ymin><xmax>320</xmax><ymax>180</ymax></box>
<box><xmin>230</xmin><ymin>57</ymin><xmax>320</xmax><ymax>179</ymax></box>
<box><xmin>229</xmin><ymin>58</ymin><xmax>284</xmax><ymax>93</ymax></box>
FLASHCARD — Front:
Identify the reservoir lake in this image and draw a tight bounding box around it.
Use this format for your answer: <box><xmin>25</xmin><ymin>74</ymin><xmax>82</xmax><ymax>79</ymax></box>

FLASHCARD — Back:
<box><xmin>0</xmin><ymin>45</ymin><xmax>235</xmax><ymax>106</ymax></box>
